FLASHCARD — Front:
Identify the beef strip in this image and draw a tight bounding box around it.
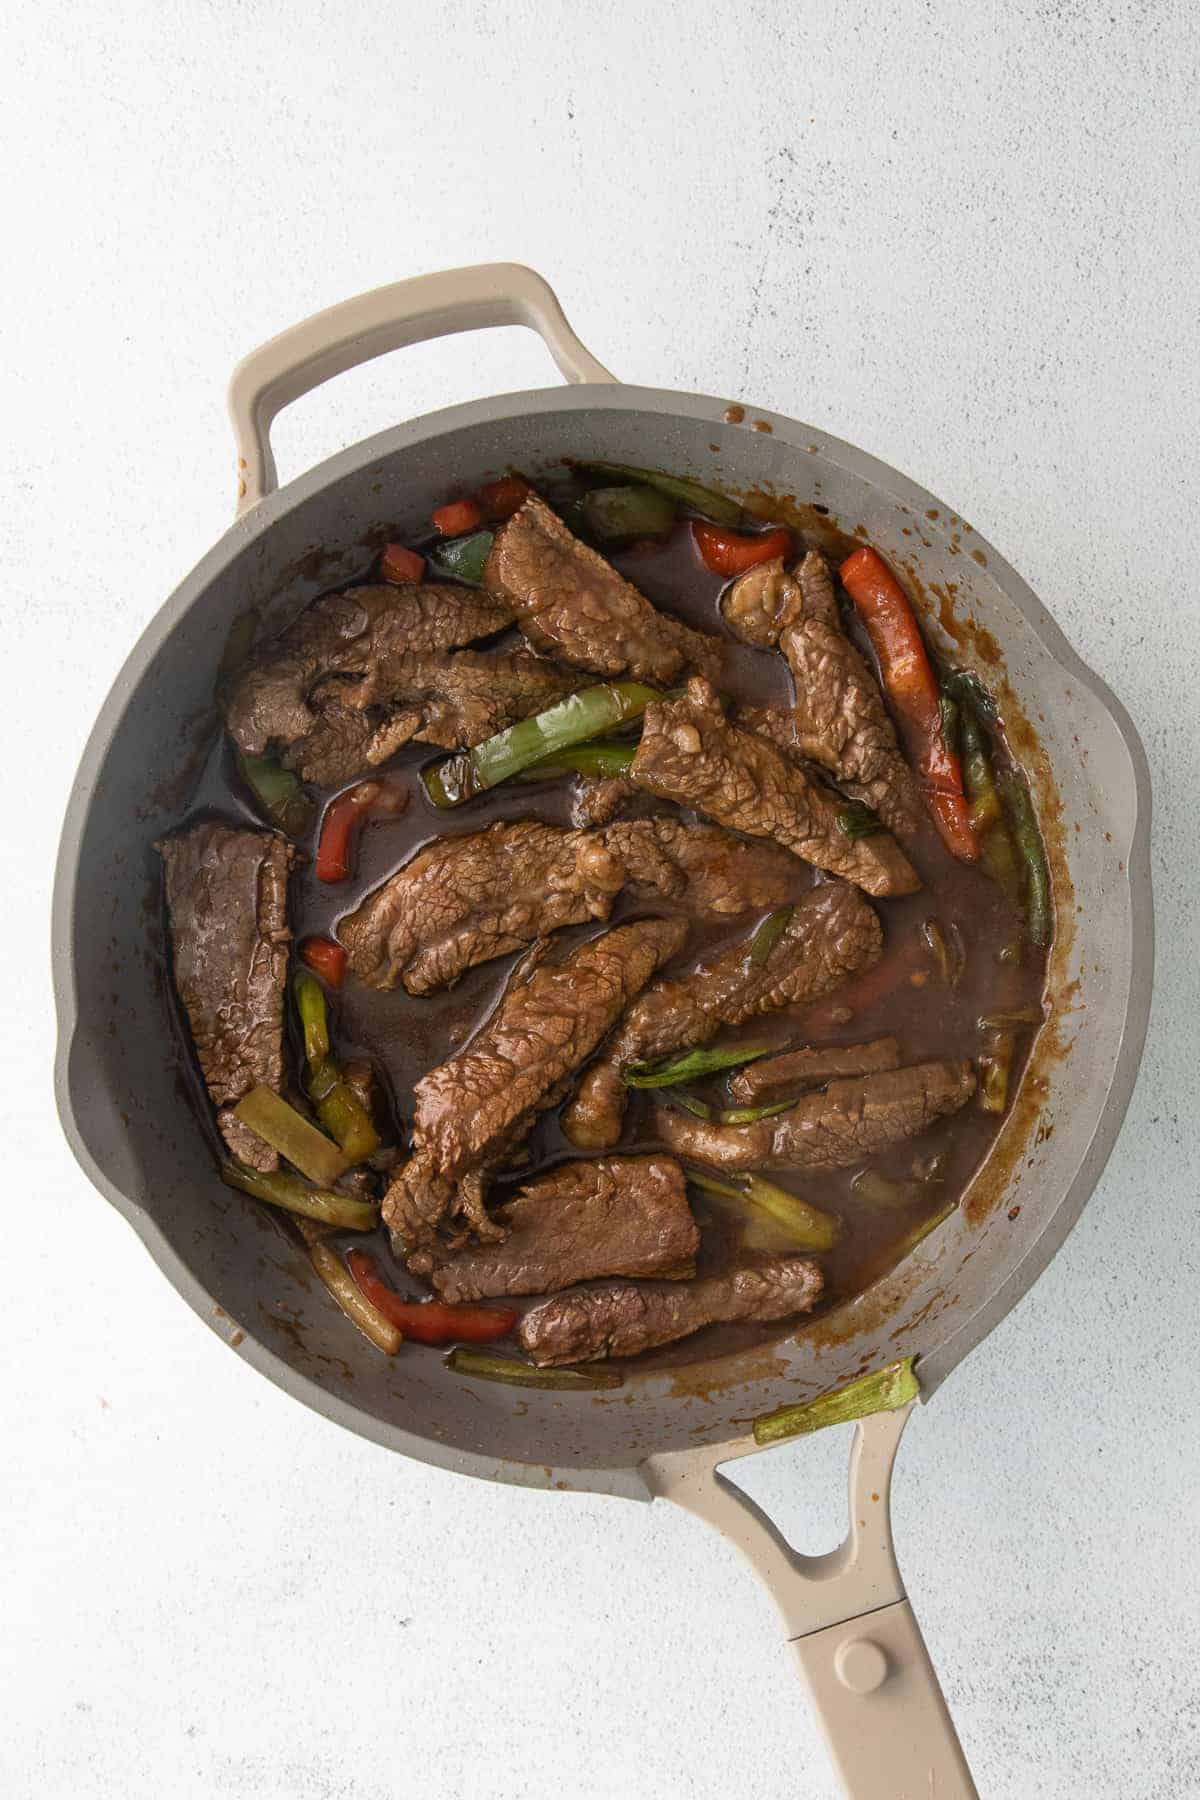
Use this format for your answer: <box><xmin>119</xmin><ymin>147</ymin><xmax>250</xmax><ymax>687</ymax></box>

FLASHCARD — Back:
<box><xmin>483</xmin><ymin>493</ymin><xmax>722</xmax><ymax>683</ymax></box>
<box><xmin>569</xmin><ymin>775</ymin><xmax>641</xmax><ymax>828</ymax></box>
<box><xmin>409</xmin><ymin>1156</ymin><xmax>699</xmax><ymax>1298</ymax></box>
<box><xmin>604</xmin><ymin>815</ymin><xmax>811</xmax><ymax>915</ymax></box>
<box><xmin>726</xmin><ymin>554</ymin><xmax>922</xmax><ymax>837</ymax></box>
<box><xmin>340</xmin><ymin>816</ymin><xmax>808</xmax><ymax>995</ymax></box>
<box><xmin>383</xmin><ymin>918</ymin><xmax>688</xmax><ymax>1250</ymax></box>
<box><xmin>562</xmin><ymin>881</ymin><xmax>882</xmax><ymax>1151</ymax></box>
<box><xmin>517</xmin><ymin>1256</ymin><xmax>824</xmax><ymax>1365</ymax></box>
<box><xmin>727</xmin><ymin>1036</ymin><xmax>901</xmax><ymax>1105</ymax></box>
<box><xmin>339</xmin><ymin>820</ymin><xmax>628</xmax><ymax>994</ymax></box>
<box><xmin>285</xmin><ymin>649</ymin><xmax>579</xmax><ymax>788</ymax></box>
<box><xmin>631</xmin><ymin>678</ymin><xmax>921</xmax><ymax>897</ymax></box>
<box><xmin>656</xmin><ymin>1058</ymin><xmax>976</xmax><ymax>1171</ymax></box>
<box><xmin>157</xmin><ymin>821</ymin><xmax>295</xmax><ymax>1171</ymax></box>
<box><xmin>224</xmin><ymin>582</ymin><xmax>515</xmax><ymax>756</ymax></box>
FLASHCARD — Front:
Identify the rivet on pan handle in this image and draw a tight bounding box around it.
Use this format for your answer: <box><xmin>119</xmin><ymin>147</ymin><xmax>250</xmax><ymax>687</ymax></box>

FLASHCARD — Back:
<box><xmin>227</xmin><ymin>262</ymin><xmax>617</xmax><ymax>515</ymax></box>
<box><xmin>644</xmin><ymin>1405</ymin><xmax>978</xmax><ymax>1798</ymax></box>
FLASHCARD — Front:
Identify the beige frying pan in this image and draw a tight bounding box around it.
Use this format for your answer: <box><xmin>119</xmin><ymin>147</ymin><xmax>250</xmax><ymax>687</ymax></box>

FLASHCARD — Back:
<box><xmin>53</xmin><ymin>265</ymin><xmax>1153</xmax><ymax>1795</ymax></box>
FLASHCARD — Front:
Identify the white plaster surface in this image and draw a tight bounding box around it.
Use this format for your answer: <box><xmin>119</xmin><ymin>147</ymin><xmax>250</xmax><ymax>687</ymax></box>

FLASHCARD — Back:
<box><xmin>5</xmin><ymin>2</ymin><xmax>1199</xmax><ymax>1794</ymax></box>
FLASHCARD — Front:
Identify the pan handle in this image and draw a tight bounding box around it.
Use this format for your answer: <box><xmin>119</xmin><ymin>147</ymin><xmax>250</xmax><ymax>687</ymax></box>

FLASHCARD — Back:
<box><xmin>645</xmin><ymin>1406</ymin><xmax>978</xmax><ymax>1798</ymax></box>
<box><xmin>227</xmin><ymin>263</ymin><xmax>617</xmax><ymax>515</ymax></box>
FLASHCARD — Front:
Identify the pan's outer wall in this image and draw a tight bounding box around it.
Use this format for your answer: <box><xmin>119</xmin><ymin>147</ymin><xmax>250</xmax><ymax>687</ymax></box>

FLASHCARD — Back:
<box><xmin>52</xmin><ymin>386</ymin><xmax>1152</xmax><ymax>1496</ymax></box>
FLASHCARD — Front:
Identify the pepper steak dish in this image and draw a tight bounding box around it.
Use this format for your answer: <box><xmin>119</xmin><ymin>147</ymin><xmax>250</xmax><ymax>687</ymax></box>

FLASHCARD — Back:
<box><xmin>157</xmin><ymin>464</ymin><xmax>1052</xmax><ymax>1391</ymax></box>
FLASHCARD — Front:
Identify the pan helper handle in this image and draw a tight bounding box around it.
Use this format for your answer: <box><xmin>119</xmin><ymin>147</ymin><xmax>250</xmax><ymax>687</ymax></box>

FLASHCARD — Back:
<box><xmin>227</xmin><ymin>263</ymin><xmax>616</xmax><ymax>515</ymax></box>
<box><xmin>644</xmin><ymin>1405</ymin><xmax>978</xmax><ymax>1799</ymax></box>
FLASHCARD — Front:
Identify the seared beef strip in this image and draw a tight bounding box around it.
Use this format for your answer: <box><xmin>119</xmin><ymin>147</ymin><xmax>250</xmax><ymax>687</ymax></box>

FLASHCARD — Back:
<box><xmin>340</xmin><ymin>816</ymin><xmax>808</xmax><ymax>995</ymax></box>
<box><xmin>569</xmin><ymin>775</ymin><xmax>641</xmax><ymax>828</ymax></box>
<box><xmin>631</xmin><ymin>678</ymin><xmax>921</xmax><ymax>897</ymax></box>
<box><xmin>157</xmin><ymin>822</ymin><xmax>295</xmax><ymax>1171</ymax></box>
<box><xmin>517</xmin><ymin>1256</ymin><xmax>824</xmax><ymax>1365</ymax></box>
<box><xmin>483</xmin><ymin>493</ymin><xmax>722</xmax><ymax>683</ymax></box>
<box><xmin>656</xmin><ymin>1058</ymin><xmax>976</xmax><ymax>1171</ymax></box>
<box><xmin>728</xmin><ymin>1036</ymin><xmax>901</xmax><ymax>1105</ymax></box>
<box><xmin>562</xmin><ymin>882</ymin><xmax>882</xmax><ymax>1151</ymax></box>
<box><xmin>409</xmin><ymin>1156</ymin><xmax>699</xmax><ymax>1298</ymax></box>
<box><xmin>726</xmin><ymin>552</ymin><xmax>922</xmax><ymax>838</ymax></box>
<box><xmin>225</xmin><ymin>582</ymin><xmax>514</xmax><ymax>753</ymax></box>
<box><xmin>340</xmin><ymin>820</ymin><xmax>628</xmax><ymax>995</ymax></box>
<box><xmin>383</xmin><ymin>918</ymin><xmax>687</xmax><ymax>1250</ymax></box>
<box><xmin>282</xmin><ymin>650</ymin><xmax>578</xmax><ymax>788</ymax></box>
<box><xmin>604</xmin><ymin>816</ymin><xmax>810</xmax><ymax>915</ymax></box>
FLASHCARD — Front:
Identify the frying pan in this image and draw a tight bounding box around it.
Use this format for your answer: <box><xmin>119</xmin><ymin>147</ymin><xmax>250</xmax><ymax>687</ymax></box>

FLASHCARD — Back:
<box><xmin>52</xmin><ymin>264</ymin><xmax>1153</xmax><ymax>1796</ymax></box>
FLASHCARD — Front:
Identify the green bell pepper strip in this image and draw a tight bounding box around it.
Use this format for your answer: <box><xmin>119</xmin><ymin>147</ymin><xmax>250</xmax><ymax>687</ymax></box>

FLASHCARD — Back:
<box><xmin>835</xmin><ymin>801</ymin><xmax>885</xmax><ymax>841</ymax></box>
<box><xmin>580</xmin><ymin>484</ymin><xmax>677</xmax><ymax>540</ymax></box>
<box><xmin>292</xmin><ymin>972</ymin><xmax>380</xmax><ymax>1163</ymax></box>
<box><xmin>516</xmin><ymin>741</ymin><xmax>638</xmax><ymax>782</ymax></box>
<box><xmin>426</xmin><ymin>529</ymin><xmax>494</xmax><ymax>585</ymax></box>
<box><xmin>1001</xmin><ymin>774</ymin><xmax>1053</xmax><ymax>949</ymax></box>
<box><xmin>977</xmin><ymin>1026</ymin><xmax>1017</xmax><ymax>1115</ymax></box>
<box><xmin>741</xmin><ymin>1174</ymin><xmax>840</xmax><ymax>1251</ymax></box>
<box><xmin>942</xmin><ymin>668</ymin><xmax>1000</xmax><ymax>722</ymax></box>
<box><xmin>446</xmin><ymin>1348</ymin><xmax>623</xmax><ymax>1390</ymax></box>
<box><xmin>236</xmin><ymin>752</ymin><xmax>313</xmax><ymax>839</ymax></box>
<box><xmin>220</xmin><ymin>1161</ymin><xmax>379</xmax><ymax>1232</ymax></box>
<box><xmin>746</xmin><ymin>905</ymin><xmax>793</xmax><ymax>967</ymax></box>
<box><xmin>574</xmin><ymin>461</ymin><xmax>743</xmax><ymax>526</ymax></box>
<box><xmin>957</xmin><ymin>701</ymin><xmax>1002</xmax><ymax>833</ymax></box>
<box><xmin>307</xmin><ymin>1060</ymin><xmax>381</xmax><ymax>1164</ymax></box>
<box><xmin>310</xmin><ymin>1241</ymin><xmax>402</xmax><ymax>1354</ymax></box>
<box><xmin>232</xmin><ymin>1084</ymin><xmax>347</xmax><ymax>1186</ymax></box>
<box><xmin>850</xmin><ymin>1168</ymin><xmax>923</xmax><ymax>1209</ymax></box>
<box><xmin>293</xmin><ymin>970</ymin><xmax>331</xmax><ymax>1069</ymax></box>
<box><xmin>625</xmin><ymin>1043</ymin><xmax>774</xmax><ymax>1090</ymax></box>
<box><xmin>663</xmin><ymin>1090</ymin><xmax>797</xmax><ymax>1124</ymax></box>
<box><xmin>951</xmin><ymin>695</ymin><xmax>1025</xmax><ymax>912</ymax></box>
<box><xmin>423</xmin><ymin>681</ymin><xmax>663</xmax><ymax>808</ymax></box>
<box><xmin>754</xmin><ymin>1357</ymin><xmax>919</xmax><ymax>1446</ymax></box>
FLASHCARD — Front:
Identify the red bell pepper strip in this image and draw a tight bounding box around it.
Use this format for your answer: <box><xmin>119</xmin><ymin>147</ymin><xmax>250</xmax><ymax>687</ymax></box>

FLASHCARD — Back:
<box><xmin>299</xmin><ymin>935</ymin><xmax>347</xmax><ymax>987</ymax></box>
<box><xmin>379</xmin><ymin>542</ymin><xmax>425</xmax><ymax>584</ymax></box>
<box><xmin>838</xmin><ymin>546</ymin><xmax>978</xmax><ymax>861</ymax></box>
<box><xmin>432</xmin><ymin>497</ymin><xmax>485</xmax><ymax>536</ymax></box>
<box><xmin>693</xmin><ymin>522</ymin><xmax>793</xmax><ymax>577</ymax></box>
<box><xmin>315</xmin><ymin>780</ymin><xmax>408</xmax><ymax>883</ymax></box>
<box><xmin>346</xmin><ymin>1251</ymin><xmax>518</xmax><ymax>1345</ymax></box>
<box><xmin>478</xmin><ymin>474</ymin><xmax>533</xmax><ymax>521</ymax></box>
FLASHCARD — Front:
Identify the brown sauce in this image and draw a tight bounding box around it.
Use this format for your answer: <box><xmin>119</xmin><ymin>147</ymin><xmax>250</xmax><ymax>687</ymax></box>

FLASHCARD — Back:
<box><xmin>169</xmin><ymin>508</ymin><xmax>1049</xmax><ymax>1374</ymax></box>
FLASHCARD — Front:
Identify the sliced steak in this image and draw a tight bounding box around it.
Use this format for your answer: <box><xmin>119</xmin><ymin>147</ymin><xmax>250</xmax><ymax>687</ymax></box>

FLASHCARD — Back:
<box><xmin>727</xmin><ymin>1036</ymin><xmax>901</xmax><ymax>1105</ymax></box>
<box><xmin>224</xmin><ymin>582</ymin><xmax>514</xmax><ymax>758</ymax></box>
<box><xmin>569</xmin><ymin>775</ymin><xmax>641</xmax><ymax>828</ymax></box>
<box><xmin>341</xmin><ymin>816</ymin><xmax>807</xmax><ymax>995</ymax></box>
<box><xmin>483</xmin><ymin>493</ymin><xmax>722</xmax><ymax>683</ymax></box>
<box><xmin>604</xmin><ymin>816</ymin><xmax>810</xmax><ymax>916</ymax></box>
<box><xmin>409</xmin><ymin>1156</ymin><xmax>699</xmax><ymax>1298</ymax></box>
<box><xmin>517</xmin><ymin>1256</ymin><xmax>824</xmax><ymax>1365</ymax></box>
<box><xmin>383</xmin><ymin>918</ymin><xmax>687</xmax><ymax>1249</ymax></box>
<box><xmin>656</xmin><ymin>1058</ymin><xmax>976</xmax><ymax>1171</ymax></box>
<box><xmin>283</xmin><ymin>649</ymin><xmax>577</xmax><ymax>789</ymax></box>
<box><xmin>339</xmin><ymin>820</ymin><xmax>628</xmax><ymax>995</ymax></box>
<box><xmin>631</xmin><ymin>678</ymin><xmax>921</xmax><ymax>897</ymax></box>
<box><xmin>562</xmin><ymin>882</ymin><xmax>882</xmax><ymax>1151</ymax></box>
<box><xmin>157</xmin><ymin>822</ymin><xmax>295</xmax><ymax>1171</ymax></box>
<box><xmin>726</xmin><ymin>553</ymin><xmax>922</xmax><ymax>838</ymax></box>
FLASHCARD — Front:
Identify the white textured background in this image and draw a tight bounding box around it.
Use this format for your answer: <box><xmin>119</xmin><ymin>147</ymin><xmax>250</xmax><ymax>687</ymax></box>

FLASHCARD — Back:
<box><xmin>5</xmin><ymin>3</ymin><xmax>1199</xmax><ymax>1795</ymax></box>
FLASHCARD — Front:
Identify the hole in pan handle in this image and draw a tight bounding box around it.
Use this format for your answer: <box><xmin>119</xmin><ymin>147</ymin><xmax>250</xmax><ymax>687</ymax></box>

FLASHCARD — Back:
<box><xmin>227</xmin><ymin>262</ymin><xmax>617</xmax><ymax>515</ymax></box>
<box><xmin>643</xmin><ymin>1405</ymin><xmax>978</xmax><ymax>1798</ymax></box>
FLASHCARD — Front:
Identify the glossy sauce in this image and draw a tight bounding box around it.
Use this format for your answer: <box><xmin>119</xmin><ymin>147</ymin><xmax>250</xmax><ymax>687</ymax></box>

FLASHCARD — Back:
<box><xmin>171</xmin><ymin>511</ymin><xmax>1049</xmax><ymax>1371</ymax></box>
